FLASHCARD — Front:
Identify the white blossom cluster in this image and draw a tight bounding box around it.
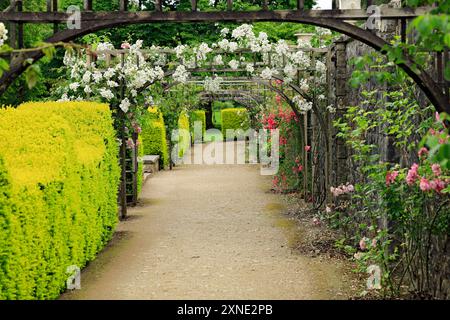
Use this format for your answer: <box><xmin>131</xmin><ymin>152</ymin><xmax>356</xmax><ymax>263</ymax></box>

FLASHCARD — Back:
<box><xmin>59</xmin><ymin>40</ymin><xmax>164</xmax><ymax>115</ymax></box>
<box><xmin>55</xmin><ymin>24</ymin><xmax>331</xmax><ymax>118</ymax></box>
<box><xmin>292</xmin><ymin>95</ymin><xmax>313</xmax><ymax>114</ymax></box>
<box><xmin>172</xmin><ymin>65</ymin><xmax>189</xmax><ymax>84</ymax></box>
<box><xmin>204</xmin><ymin>76</ymin><xmax>223</xmax><ymax>93</ymax></box>
<box><xmin>260</xmin><ymin>67</ymin><xmax>278</xmax><ymax>80</ymax></box>
<box><xmin>0</xmin><ymin>23</ymin><xmax>8</xmax><ymax>47</ymax></box>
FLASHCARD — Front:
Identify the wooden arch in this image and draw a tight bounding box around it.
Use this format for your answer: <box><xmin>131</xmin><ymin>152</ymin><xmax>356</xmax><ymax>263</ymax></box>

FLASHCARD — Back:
<box><xmin>0</xmin><ymin>1</ymin><xmax>448</xmax><ymax>112</ymax></box>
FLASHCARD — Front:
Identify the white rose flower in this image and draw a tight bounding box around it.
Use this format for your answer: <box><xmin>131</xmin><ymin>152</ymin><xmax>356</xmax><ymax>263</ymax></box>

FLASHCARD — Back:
<box><xmin>220</xmin><ymin>27</ymin><xmax>230</xmax><ymax>37</ymax></box>
<box><xmin>99</xmin><ymin>89</ymin><xmax>114</xmax><ymax>100</ymax></box>
<box><xmin>204</xmin><ymin>76</ymin><xmax>222</xmax><ymax>93</ymax></box>
<box><xmin>84</xmin><ymin>85</ymin><xmax>92</xmax><ymax>94</ymax></box>
<box><xmin>299</xmin><ymin>78</ymin><xmax>310</xmax><ymax>92</ymax></box>
<box><xmin>69</xmin><ymin>82</ymin><xmax>80</xmax><ymax>91</ymax></box>
<box><xmin>292</xmin><ymin>95</ymin><xmax>312</xmax><ymax>114</ymax></box>
<box><xmin>228</xmin><ymin>59</ymin><xmax>239</xmax><ymax>70</ymax></box>
<box><xmin>228</xmin><ymin>41</ymin><xmax>238</xmax><ymax>52</ymax></box>
<box><xmin>214</xmin><ymin>55</ymin><xmax>224</xmax><ymax>66</ymax></box>
<box><xmin>260</xmin><ymin>67</ymin><xmax>278</xmax><ymax>80</ymax></box>
<box><xmin>173</xmin><ymin>65</ymin><xmax>189</xmax><ymax>84</ymax></box>
<box><xmin>0</xmin><ymin>23</ymin><xmax>8</xmax><ymax>46</ymax></box>
<box><xmin>93</xmin><ymin>72</ymin><xmax>102</xmax><ymax>83</ymax></box>
<box><xmin>245</xmin><ymin>64</ymin><xmax>255</xmax><ymax>74</ymax></box>
<box><xmin>119</xmin><ymin>98</ymin><xmax>131</xmax><ymax>113</ymax></box>
<box><xmin>82</xmin><ymin>71</ymin><xmax>92</xmax><ymax>83</ymax></box>
<box><xmin>107</xmin><ymin>80</ymin><xmax>119</xmax><ymax>88</ymax></box>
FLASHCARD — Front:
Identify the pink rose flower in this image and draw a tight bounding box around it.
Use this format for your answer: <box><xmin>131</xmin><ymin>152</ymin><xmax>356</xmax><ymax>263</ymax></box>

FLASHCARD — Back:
<box><xmin>121</xmin><ymin>42</ymin><xmax>131</xmax><ymax>49</ymax></box>
<box><xmin>418</xmin><ymin>147</ymin><xmax>428</xmax><ymax>157</ymax></box>
<box><xmin>371</xmin><ymin>238</ymin><xmax>377</xmax><ymax>247</ymax></box>
<box><xmin>304</xmin><ymin>145</ymin><xmax>311</xmax><ymax>152</ymax></box>
<box><xmin>419</xmin><ymin>177</ymin><xmax>432</xmax><ymax>192</ymax></box>
<box><xmin>406</xmin><ymin>163</ymin><xmax>419</xmax><ymax>185</ymax></box>
<box><xmin>431</xmin><ymin>179</ymin><xmax>446</xmax><ymax>193</ymax></box>
<box><xmin>431</xmin><ymin>164</ymin><xmax>441</xmax><ymax>177</ymax></box>
<box><xmin>386</xmin><ymin>170</ymin><xmax>399</xmax><ymax>186</ymax></box>
<box><xmin>359</xmin><ymin>238</ymin><xmax>367</xmax><ymax>250</ymax></box>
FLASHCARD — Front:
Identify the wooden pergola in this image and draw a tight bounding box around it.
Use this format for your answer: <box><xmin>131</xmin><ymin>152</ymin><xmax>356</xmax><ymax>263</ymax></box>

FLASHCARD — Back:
<box><xmin>1</xmin><ymin>0</ymin><xmax>448</xmax><ymax>112</ymax></box>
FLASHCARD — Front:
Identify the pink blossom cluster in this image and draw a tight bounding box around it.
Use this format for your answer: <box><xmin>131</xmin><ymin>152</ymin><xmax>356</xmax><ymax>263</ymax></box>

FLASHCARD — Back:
<box><xmin>405</xmin><ymin>162</ymin><xmax>447</xmax><ymax>193</ymax></box>
<box><xmin>359</xmin><ymin>237</ymin><xmax>377</xmax><ymax>251</ymax></box>
<box><xmin>330</xmin><ymin>183</ymin><xmax>354</xmax><ymax>197</ymax></box>
<box><xmin>292</xmin><ymin>158</ymin><xmax>304</xmax><ymax>174</ymax></box>
<box><xmin>385</xmin><ymin>170</ymin><xmax>399</xmax><ymax>186</ymax></box>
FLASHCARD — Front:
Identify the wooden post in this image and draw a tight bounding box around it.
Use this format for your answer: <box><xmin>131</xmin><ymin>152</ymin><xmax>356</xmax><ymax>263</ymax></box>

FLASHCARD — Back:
<box><xmin>120</xmin><ymin>0</ymin><xmax>128</xmax><ymax>11</ymax></box>
<box><xmin>119</xmin><ymin>52</ymin><xmax>128</xmax><ymax>219</ymax></box>
<box><xmin>332</xmin><ymin>0</ymin><xmax>338</xmax><ymax>9</ymax></box>
<box><xmin>155</xmin><ymin>0</ymin><xmax>162</xmax><ymax>11</ymax></box>
<box><xmin>227</xmin><ymin>0</ymin><xmax>233</xmax><ymax>11</ymax></box>
<box><xmin>84</xmin><ymin>0</ymin><xmax>93</xmax><ymax>11</ymax></box>
<box><xmin>400</xmin><ymin>19</ymin><xmax>407</xmax><ymax>44</ymax></box>
<box><xmin>191</xmin><ymin>0</ymin><xmax>197</xmax><ymax>12</ymax></box>
<box><xmin>303</xmin><ymin>113</ymin><xmax>308</xmax><ymax>200</ymax></box>
<box><xmin>53</xmin><ymin>0</ymin><xmax>58</xmax><ymax>34</ymax></box>
<box><xmin>17</xmin><ymin>0</ymin><xmax>23</xmax><ymax>49</ymax></box>
<box><xmin>262</xmin><ymin>0</ymin><xmax>268</xmax><ymax>10</ymax></box>
<box><xmin>297</xmin><ymin>0</ymin><xmax>304</xmax><ymax>10</ymax></box>
<box><xmin>131</xmin><ymin>132</ymin><xmax>138</xmax><ymax>206</ymax></box>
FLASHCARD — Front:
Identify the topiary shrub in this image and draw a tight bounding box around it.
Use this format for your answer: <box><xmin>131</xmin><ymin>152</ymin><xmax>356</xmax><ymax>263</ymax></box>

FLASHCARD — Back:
<box><xmin>190</xmin><ymin>110</ymin><xmax>206</xmax><ymax>143</ymax></box>
<box><xmin>0</xmin><ymin>101</ymin><xmax>120</xmax><ymax>300</ymax></box>
<box><xmin>221</xmin><ymin>108</ymin><xmax>251</xmax><ymax>140</ymax></box>
<box><xmin>212</xmin><ymin>101</ymin><xmax>234</xmax><ymax>129</ymax></box>
<box><xmin>137</xmin><ymin>135</ymin><xmax>144</xmax><ymax>195</ymax></box>
<box><xmin>141</xmin><ymin>107</ymin><xmax>169</xmax><ymax>168</ymax></box>
<box><xmin>178</xmin><ymin>111</ymin><xmax>190</xmax><ymax>158</ymax></box>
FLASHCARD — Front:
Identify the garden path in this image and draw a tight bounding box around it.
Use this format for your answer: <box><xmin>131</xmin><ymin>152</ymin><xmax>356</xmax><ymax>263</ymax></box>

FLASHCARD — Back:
<box><xmin>61</xmin><ymin>142</ymin><xmax>349</xmax><ymax>299</ymax></box>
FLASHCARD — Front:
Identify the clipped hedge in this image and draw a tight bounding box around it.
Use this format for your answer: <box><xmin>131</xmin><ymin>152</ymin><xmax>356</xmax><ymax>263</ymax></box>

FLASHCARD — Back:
<box><xmin>141</xmin><ymin>107</ymin><xmax>169</xmax><ymax>168</ymax></box>
<box><xmin>0</xmin><ymin>101</ymin><xmax>120</xmax><ymax>300</ymax></box>
<box><xmin>137</xmin><ymin>135</ymin><xmax>144</xmax><ymax>195</ymax></box>
<box><xmin>212</xmin><ymin>101</ymin><xmax>234</xmax><ymax>129</ymax></box>
<box><xmin>221</xmin><ymin>108</ymin><xmax>251</xmax><ymax>140</ymax></box>
<box><xmin>178</xmin><ymin>111</ymin><xmax>190</xmax><ymax>158</ymax></box>
<box><xmin>190</xmin><ymin>110</ymin><xmax>206</xmax><ymax>143</ymax></box>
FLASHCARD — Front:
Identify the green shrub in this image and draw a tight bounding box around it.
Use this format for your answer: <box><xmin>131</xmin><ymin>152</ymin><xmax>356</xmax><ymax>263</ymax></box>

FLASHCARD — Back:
<box><xmin>190</xmin><ymin>110</ymin><xmax>206</xmax><ymax>142</ymax></box>
<box><xmin>221</xmin><ymin>108</ymin><xmax>251</xmax><ymax>140</ymax></box>
<box><xmin>212</xmin><ymin>101</ymin><xmax>234</xmax><ymax>129</ymax></box>
<box><xmin>0</xmin><ymin>101</ymin><xmax>120</xmax><ymax>300</ymax></box>
<box><xmin>178</xmin><ymin>111</ymin><xmax>190</xmax><ymax>158</ymax></box>
<box><xmin>141</xmin><ymin>107</ymin><xmax>169</xmax><ymax>168</ymax></box>
<box><xmin>137</xmin><ymin>135</ymin><xmax>144</xmax><ymax>195</ymax></box>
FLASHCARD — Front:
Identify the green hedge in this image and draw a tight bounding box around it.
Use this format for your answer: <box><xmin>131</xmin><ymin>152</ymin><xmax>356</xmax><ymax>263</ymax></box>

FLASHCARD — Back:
<box><xmin>178</xmin><ymin>111</ymin><xmax>190</xmax><ymax>158</ymax></box>
<box><xmin>212</xmin><ymin>101</ymin><xmax>234</xmax><ymax>129</ymax></box>
<box><xmin>190</xmin><ymin>110</ymin><xmax>206</xmax><ymax>143</ymax></box>
<box><xmin>137</xmin><ymin>135</ymin><xmax>144</xmax><ymax>195</ymax></box>
<box><xmin>141</xmin><ymin>107</ymin><xmax>169</xmax><ymax>168</ymax></box>
<box><xmin>0</xmin><ymin>101</ymin><xmax>120</xmax><ymax>300</ymax></box>
<box><xmin>221</xmin><ymin>108</ymin><xmax>251</xmax><ymax>140</ymax></box>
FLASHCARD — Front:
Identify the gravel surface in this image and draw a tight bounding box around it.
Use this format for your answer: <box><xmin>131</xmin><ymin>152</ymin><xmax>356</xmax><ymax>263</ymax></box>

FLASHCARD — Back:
<box><xmin>61</xmin><ymin>152</ymin><xmax>351</xmax><ymax>300</ymax></box>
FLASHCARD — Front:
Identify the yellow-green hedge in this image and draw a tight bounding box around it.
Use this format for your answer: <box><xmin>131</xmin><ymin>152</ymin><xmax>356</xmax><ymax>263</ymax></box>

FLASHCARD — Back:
<box><xmin>190</xmin><ymin>110</ymin><xmax>206</xmax><ymax>143</ymax></box>
<box><xmin>141</xmin><ymin>107</ymin><xmax>169</xmax><ymax>168</ymax></box>
<box><xmin>178</xmin><ymin>111</ymin><xmax>190</xmax><ymax>158</ymax></box>
<box><xmin>0</xmin><ymin>101</ymin><xmax>120</xmax><ymax>300</ymax></box>
<box><xmin>221</xmin><ymin>108</ymin><xmax>250</xmax><ymax>140</ymax></box>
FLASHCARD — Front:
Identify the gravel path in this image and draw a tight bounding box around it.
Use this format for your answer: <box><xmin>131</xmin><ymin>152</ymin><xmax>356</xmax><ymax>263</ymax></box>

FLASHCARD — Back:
<box><xmin>61</xmin><ymin>148</ymin><xmax>350</xmax><ymax>299</ymax></box>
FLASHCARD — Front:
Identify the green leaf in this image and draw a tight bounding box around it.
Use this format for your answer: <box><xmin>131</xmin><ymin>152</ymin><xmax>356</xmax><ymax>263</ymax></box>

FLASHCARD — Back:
<box><xmin>24</xmin><ymin>64</ymin><xmax>41</xmax><ymax>89</ymax></box>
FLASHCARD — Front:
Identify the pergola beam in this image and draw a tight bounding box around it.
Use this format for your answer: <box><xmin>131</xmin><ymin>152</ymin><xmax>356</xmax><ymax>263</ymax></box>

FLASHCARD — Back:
<box><xmin>0</xmin><ymin>8</ymin><xmax>431</xmax><ymax>23</ymax></box>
